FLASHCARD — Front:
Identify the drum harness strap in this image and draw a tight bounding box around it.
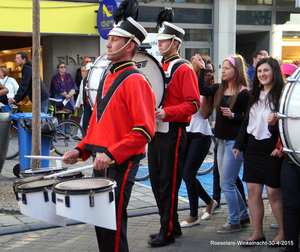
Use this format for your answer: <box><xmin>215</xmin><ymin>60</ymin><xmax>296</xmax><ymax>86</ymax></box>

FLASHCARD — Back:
<box><xmin>164</xmin><ymin>59</ymin><xmax>192</xmax><ymax>85</ymax></box>
<box><xmin>96</xmin><ymin>68</ymin><xmax>150</xmax><ymax>123</ymax></box>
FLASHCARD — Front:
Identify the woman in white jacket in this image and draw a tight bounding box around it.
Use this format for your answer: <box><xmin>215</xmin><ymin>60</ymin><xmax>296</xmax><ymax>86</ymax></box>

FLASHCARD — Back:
<box><xmin>0</xmin><ymin>66</ymin><xmax>19</xmax><ymax>112</ymax></box>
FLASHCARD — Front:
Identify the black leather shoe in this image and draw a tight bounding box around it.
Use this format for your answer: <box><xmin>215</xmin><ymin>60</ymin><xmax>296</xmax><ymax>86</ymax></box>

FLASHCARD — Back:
<box><xmin>148</xmin><ymin>234</ymin><xmax>175</xmax><ymax>247</ymax></box>
<box><xmin>240</xmin><ymin>236</ymin><xmax>266</xmax><ymax>247</ymax></box>
<box><xmin>149</xmin><ymin>230</ymin><xmax>182</xmax><ymax>240</ymax></box>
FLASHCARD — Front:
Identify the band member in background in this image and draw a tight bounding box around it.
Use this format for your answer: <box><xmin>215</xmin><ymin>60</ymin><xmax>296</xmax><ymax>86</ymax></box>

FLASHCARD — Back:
<box><xmin>63</xmin><ymin>1</ymin><xmax>156</xmax><ymax>251</ymax></box>
<box><xmin>148</xmin><ymin>8</ymin><xmax>201</xmax><ymax>247</ymax></box>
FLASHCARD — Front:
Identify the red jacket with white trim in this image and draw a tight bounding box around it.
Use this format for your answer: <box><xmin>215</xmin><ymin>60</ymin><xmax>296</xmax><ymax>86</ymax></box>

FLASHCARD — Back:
<box><xmin>76</xmin><ymin>62</ymin><xmax>156</xmax><ymax>165</ymax></box>
<box><xmin>161</xmin><ymin>55</ymin><xmax>200</xmax><ymax>124</ymax></box>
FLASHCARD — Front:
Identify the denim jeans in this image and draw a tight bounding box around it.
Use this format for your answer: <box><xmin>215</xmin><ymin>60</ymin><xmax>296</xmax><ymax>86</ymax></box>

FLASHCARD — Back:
<box><xmin>183</xmin><ymin>133</ymin><xmax>212</xmax><ymax>217</ymax></box>
<box><xmin>82</xmin><ymin>103</ymin><xmax>92</xmax><ymax>135</ymax></box>
<box><xmin>281</xmin><ymin>160</ymin><xmax>300</xmax><ymax>252</ymax></box>
<box><xmin>41</xmin><ymin>98</ymin><xmax>49</xmax><ymax>114</ymax></box>
<box><xmin>217</xmin><ymin>139</ymin><xmax>248</xmax><ymax>225</ymax></box>
<box><xmin>213</xmin><ymin>140</ymin><xmax>247</xmax><ymax>206</ymax></box>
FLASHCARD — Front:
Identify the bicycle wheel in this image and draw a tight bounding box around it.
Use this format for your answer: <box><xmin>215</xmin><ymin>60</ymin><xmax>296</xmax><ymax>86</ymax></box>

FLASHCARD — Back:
<box><xmin>51</xmin><ymin>119</ymin><xmax>85</xmax><ymax>156</ymax></box>
<box><xmin>6</xmin><ymin>123</ymin><xmax>19</xmax><ymax>160</ymax></box>
<box><xmin>197</xmin><ymin>136</ymin><xmax>216</xmax><ymax>176</ymax></box>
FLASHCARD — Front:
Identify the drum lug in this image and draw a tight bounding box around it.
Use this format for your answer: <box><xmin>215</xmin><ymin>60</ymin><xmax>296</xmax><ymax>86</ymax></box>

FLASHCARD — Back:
<box><xmin>109</xmin><ymin>191</ymin><xmax>114</xmax><ymax>203</ymax></box>
<box><xmin>43</xmin><ymin>190</ymin><xmax>49</xmax><ymax>202</ymax></box>
<box><xmin>65</xmin><ymin>195</ymin><xmax>70</xmax><ymax>208</ymax></box>
<box><xmin>89</xmin><ymin>195</ymin><xmax>95</xmax><ymax>207</ymax></box>
<box><xmin>22</xmin><ymin>193</ymin><xmax>27</xmax><ymax>205</ymax></box>
<box><xmin>52</xmin><ymin>191</ymin><xmax>56</xmax><ymax>204</ymax></box>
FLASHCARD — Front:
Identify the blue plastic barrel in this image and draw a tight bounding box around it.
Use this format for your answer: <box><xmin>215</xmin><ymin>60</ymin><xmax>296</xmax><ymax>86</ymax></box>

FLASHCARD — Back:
<box><xmin>0</xmin><ymin>112</ymin><xmax>11</xmax><ymax>174</ymax></box>
<box><xmin>10</xmin><ymin>113</ymin><xmax>52</xmax><ymax>171</ymax></box>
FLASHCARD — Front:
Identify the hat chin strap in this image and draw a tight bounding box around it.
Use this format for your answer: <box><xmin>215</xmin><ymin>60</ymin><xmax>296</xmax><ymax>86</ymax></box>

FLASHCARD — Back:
<box><xmin>160</xmin><ymin>35</ymin><xmax>175</xmax><ymax>55</ymax></box>
<box><xmin>106</xmin><ymin>35</ymin><xmax>135</xmax><ymax>55</ymax></box>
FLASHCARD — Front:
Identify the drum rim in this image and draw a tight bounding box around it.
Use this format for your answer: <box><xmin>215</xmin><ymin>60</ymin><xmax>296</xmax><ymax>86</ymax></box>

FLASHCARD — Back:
<box><xmin>86</xmin><ymin>53</ymin><xmax>111</xmax><ymax>108</ymax></box>
<box><xmin>15</xmin><ymin>178</ymin><xmax>60</xmax><ymax>193</ymax></box>
<box><xmin>20</xmin><ymin>167</ymin><xmax>68</xmax><ymax>176</ymax></box>
<box><xmin>53</xmin><ymin>177</ymin><xmax>116</xmax><ymax>195</ymax></box>
<box><xmin>279</xmin><ymin>79</ymin><xmax>300</xmax><ymax>166</ymax></box>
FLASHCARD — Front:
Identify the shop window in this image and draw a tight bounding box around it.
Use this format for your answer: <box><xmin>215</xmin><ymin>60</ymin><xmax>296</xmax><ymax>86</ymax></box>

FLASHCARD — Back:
<box><xmin>276</xmin><ymin>12</ymin><xmax>300</xmax><ymax>25</ymax></box>
<box><xmin>237</xmin><ymin>0</ymin><xmax>272</xmax><ymax>5</ymax></box>
<box><xmin>185</xmin><ymin>48</ymin><xmax>210</xmax><ymax>62</ymax></box>
<box><xmin>184</xmin><ymin>29</ymin><xmax>212</xmax><ymax>42</ymax></box>
<box><xmin>276</xmin><ymin>0</ymin><xmax>295</xmax><ymax>6</ymax></box>
<box><xmin>237</xmin><ymin>11</ymin><xmax>271</xmax><ymax>25</ymax></box>
<box><xmin>139</xmin><ymin>7</ymin><xmax>212</xmax><ymax>24</ymax></box>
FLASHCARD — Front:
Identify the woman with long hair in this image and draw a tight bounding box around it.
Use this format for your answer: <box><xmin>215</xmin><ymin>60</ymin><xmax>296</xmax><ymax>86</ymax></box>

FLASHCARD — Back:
<box><xmin>195</xmin><ymin>54</ymin><xmax>250</xmax><ymax>233</ymax></box>
<box><xmin>180</xmin><ymin>56</ymin><xmax>218</xmax><ymax>228</ymax></box>
<box><xmin>233</xmin><ymin>57</ymin><xmax>284</xmax><ymax>245</ymax></box>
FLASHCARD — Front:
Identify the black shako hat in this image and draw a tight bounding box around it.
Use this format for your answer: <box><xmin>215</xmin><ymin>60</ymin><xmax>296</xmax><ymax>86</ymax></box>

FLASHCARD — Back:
<box><xmin>108</xmin><ymin>17</ymin><xmax>147</xmax><ymax>46</ymax></box>
<box><xmin>156</xmin><ymin>21</ymin><xmax>185</xmax><ymax>43</ymax></box>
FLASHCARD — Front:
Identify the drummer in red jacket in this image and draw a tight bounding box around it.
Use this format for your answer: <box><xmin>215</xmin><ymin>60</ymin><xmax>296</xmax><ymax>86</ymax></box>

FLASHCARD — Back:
<box><xmin>147</xmin><ymin>9</ymin><xmax>201</xmax><ymax>247</ymax></box>
<box><xmin>63</xmin><ymin>9</ymin><xmax>156</xmax><ymax>252</ymax></box>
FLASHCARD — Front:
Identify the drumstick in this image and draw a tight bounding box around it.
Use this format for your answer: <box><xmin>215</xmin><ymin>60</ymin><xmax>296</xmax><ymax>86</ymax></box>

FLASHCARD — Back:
<box><xmin>24</xmin><ymin>155</ymin><xmax>83</xmax><ymax>161</ymax></box>
<box><xmin>44</xmin><ymin>161</ymin><xmax>115</xmax><ymax>179</ymax></box>
<box><xmin>44</xmin><ymin>165</ymin><xmax>94</xmax><ymax>179</ymax></box>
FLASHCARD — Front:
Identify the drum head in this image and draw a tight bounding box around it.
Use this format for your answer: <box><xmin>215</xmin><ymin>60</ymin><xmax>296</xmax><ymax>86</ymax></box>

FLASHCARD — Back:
<box><xmin>133</xmin><ymin>51</ymin><xmax>166</xmax><ymax>108</ymax></box>
<box><xmin>54</xmin><ymin>177</ymin><xmax>116</xmax><ymax>195</ymax></box>
<box><xmin>16</xmin><ymin>178</ymin><xmax>60</xmax><ymax>193</ymax></box>
<box><xmin>279</xmin><ymin>78</ymin><xmax>300</xmax><ymax>165</ymax></box>
<box><xmin>20</xmin><ymin>167</ymin><xmax>67</xmax><ymax>177</ymax></box>
<box><xmin>86</xmin><ymin>54</ymin><xmax>112</xmax><ymax>108</ymax></box>
<box><xmin>14</xmin><ymin>175</ymin><xmax>44</xmax><ymax>186</ymax></box>
<box><xmin>57</xmin><ymin>171</ymin><xmax>84</xmax><ymax>180</ymax></box>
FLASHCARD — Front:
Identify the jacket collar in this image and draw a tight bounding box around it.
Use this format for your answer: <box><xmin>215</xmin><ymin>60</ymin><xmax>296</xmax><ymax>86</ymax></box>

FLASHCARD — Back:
<box><xmin>110</xmin><ymin>61</ymin><xmax>135</xmax><ymax>74</ymax></box>
<box><xmin>162</xmin><ymin>54</ymin><xmax>180</xmax><ymax>65</ymax></box>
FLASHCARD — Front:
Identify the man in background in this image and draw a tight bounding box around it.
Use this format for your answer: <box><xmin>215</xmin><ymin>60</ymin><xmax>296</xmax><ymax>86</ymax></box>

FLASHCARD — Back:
<box><xmin>246</xmin><ymin>51</ymin><xmax>263</xmax><ymax>89</ymax></box>
<box><xmin>9</xmin><ymin>51</ymin><xmax>49</xmax><ymax>113</ymax></box>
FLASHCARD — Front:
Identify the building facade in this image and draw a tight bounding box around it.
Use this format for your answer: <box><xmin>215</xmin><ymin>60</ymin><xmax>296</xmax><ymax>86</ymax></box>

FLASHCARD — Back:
<box><xmin>0</xmin><ymin>0</ymin><xmax>300</xmax><ymax>85</ymax></box>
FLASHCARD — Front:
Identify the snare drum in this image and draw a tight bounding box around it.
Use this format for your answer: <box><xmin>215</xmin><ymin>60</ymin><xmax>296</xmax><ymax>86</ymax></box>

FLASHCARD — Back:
<box><xmin>278</xmin><ymin>67</ymin><xmax>300</xmax><ymax>166</ymax></box>
<box><xmin>53</xmin><ymin>177</ymin><xmax>116</xmax><ymax>230</ymax></box>
<box><xmin>15</xmin><ymin>179</ymin><xmax>66</xmax><ymax>226</ymax></box>
<box><xmin>20</xmin><ymin>167</ymin><xmax>67</xmax><ymax>178</ymax></box>
<box><xmin>86</xmin><ymin>51</ymin><xmax>166</xmax><ymax>109</ymax></box>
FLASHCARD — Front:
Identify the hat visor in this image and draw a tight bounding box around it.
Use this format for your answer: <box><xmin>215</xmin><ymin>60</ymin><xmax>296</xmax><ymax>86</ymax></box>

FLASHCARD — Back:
<box><xmin>108</xmin><ymin>28</ymin><xmax>141</xmax><ymax>45</ymax></box>
<box><xmin>156</xmin><ymin>34</ymin><xmax>174</xmax><ymax>41</ymax></box>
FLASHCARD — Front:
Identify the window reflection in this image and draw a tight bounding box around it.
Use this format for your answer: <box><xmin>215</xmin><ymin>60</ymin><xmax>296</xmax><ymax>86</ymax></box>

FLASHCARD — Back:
<box><xmin>237</xmin><ymin>0</ymin><xmax>272</xmax><ymax>5</ymax></box>
<box><xmin>237</xmin><ymin>11</ymin><xmax>271</xmax><ymax>25</ymax></box>
<box><xmin>139</xmin><ymin>7</ymin><xmax>212</xmax><ymax>24</ymax></box>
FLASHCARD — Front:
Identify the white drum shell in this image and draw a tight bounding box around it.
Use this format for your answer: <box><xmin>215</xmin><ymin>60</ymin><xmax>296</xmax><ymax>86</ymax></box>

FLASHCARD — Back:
<box><xmin>86</xmin><ymin>54</ymin><xmax>111</xmax><ymax>108</ymax></box>
<box><xmin>17</xmin><ymin>189</ymin><xmax>66</xmax><ymax>226</ymax></box>
<box><xmin>279</xmin><ymin>75</ymin><xmax>300</xmax><ymax>166</ymax></box>
<box><xmin>55</xmin><ymin>188</ymin><xmax>116</xmax><ymax>231</ymax></box>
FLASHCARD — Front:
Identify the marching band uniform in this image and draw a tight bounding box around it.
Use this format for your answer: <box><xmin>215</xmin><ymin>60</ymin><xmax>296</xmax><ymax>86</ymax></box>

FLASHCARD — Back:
<box><xmin>72</xmin><ymin>16</ymin><xmax>156</xmax><ymax>252</ymax></box>
<box><xmin>148</xmin><ymin>20</ymin><xmax>200</xmax><ymax>247</ymax></box>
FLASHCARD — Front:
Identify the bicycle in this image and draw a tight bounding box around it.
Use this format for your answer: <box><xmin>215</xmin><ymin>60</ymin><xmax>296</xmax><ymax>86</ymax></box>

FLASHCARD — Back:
<box><xmin>134</xmin><ymin>135</ymin><xmax>216</xmax><ymax>181</ymax></box>
<box><xmin>0</xmin><ymin>103</ymin><xmax>22</xmax><ymax>160</ymax></box>
<box><xmin>49</xmin><ymin>98</ymin><xmax>85</xmax><ymax>156</ymax></box>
